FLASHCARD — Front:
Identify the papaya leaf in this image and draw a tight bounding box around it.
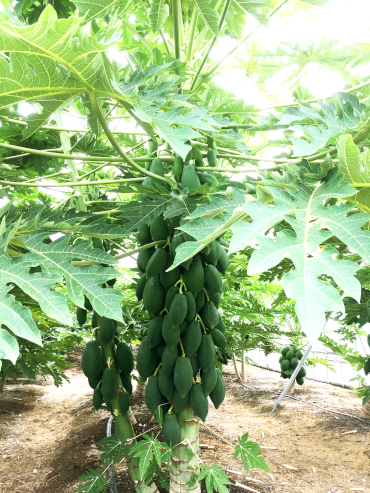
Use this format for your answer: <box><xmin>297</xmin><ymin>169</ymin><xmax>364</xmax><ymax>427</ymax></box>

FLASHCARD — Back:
<box><xmin>198</xmin><ymin>464</ymin><xmax>230</xmax><ymax>493</ymax></box>
<box><xmin>73</xmin><ymin>0</ymin><xmax>128</xmax><ymax>23</ymax></box>
<box><xmin>229</xmin><ymin>170</ymin><xmax>370</xmax><ymax>341</ymax></box>
<box><xmin>194</xmin><ymin>0</ymin><xmax>220</xmax><ymax>36</ymax></box>
<box><xmin>148</xmin><ymin>0</ymin><xmax>169</xmax><ymax>31</ymax></box>
<box><xmin>119</xmin><ymin>194</ymin><xmax>173</xmax><ymax>231</ymax></box>
<box><xmin>99</xmin><ymin>436</ymin><xmax>128</xmax><ymax>466</ymax></box>
<box><xmin>234</xmin><ymin>432</ymin><xmax>269</xmax><ymax>474</ymax></box>
<box><xmin>233</xmin><ymin>0</ymin><xmax>272</xmax><ymax>26</ymax></box>
<box><xmin>0</xmin><ymin>327</ymin><xmax>19</xmax><ymax>364</ymax></box>
<box><xmin>130</xmin><ymin>433</ymin><xmax>165</xmax><ymax>480</ymax></box>
<box><xmin>76</xmin><ymin>468</ymin><xmax>108</xmax><ymax>493</ymax></box>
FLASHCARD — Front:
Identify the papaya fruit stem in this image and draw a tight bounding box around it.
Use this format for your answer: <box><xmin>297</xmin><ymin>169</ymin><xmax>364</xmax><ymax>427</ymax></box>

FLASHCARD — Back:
<box><xmin>196</xmin><ymin>314</ymin><xmax>207</xmax><ymax>334</ymax></box>
<box><xmin>153</xmin><ymin>362</ymin><xmax>162</xmax><ymax>376</ymax></box>
<box><xmin>179</xmin><ymin>339</ymin><xmax>186</xmax><ymax>357</ymax></box>
<box><xmin>203</xmin><ymin>287</ymin><xmax>209</xmax><ymax>301</ymax></box>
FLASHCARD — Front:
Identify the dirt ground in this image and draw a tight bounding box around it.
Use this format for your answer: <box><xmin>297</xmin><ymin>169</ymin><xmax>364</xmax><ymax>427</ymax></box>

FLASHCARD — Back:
<box><xmin>0</xmin><ymin>349</ymin><xmax>369</xmax><ymax>493</ymax></box>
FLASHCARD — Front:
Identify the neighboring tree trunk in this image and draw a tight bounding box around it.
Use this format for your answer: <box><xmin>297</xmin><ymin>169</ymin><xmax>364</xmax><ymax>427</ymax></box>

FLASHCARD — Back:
<box><xmin>287</xmin><ymin>381</ymin><xmax>295</xmax><ymax>394</ymax></box>
<box><xmin>241</xmin><ymin>351</ymin><xmax>247</xmax><ymax>382</ymax></box>
<box><xmin>233</xmin><ymin>353</ymin><xmax>242</xmax><ymax>381</ymax></box>
<box><xmin>135</xmin><ymin>377</ymin><xmax>146</xmax><ymax>400</ymax></box>
<box><xmin>360</xmin><ymin>400</ymin><xmax>370</xmax><ymax>420</ymax></box>
<box><xmin>169</xmin><ymin>406</ymin><xmax>200</xmax><ymax>493</ymax></box>
<box><xmin>0</xmin><ymin>374</ymin><xmax>6</xmax><ymax>391</ymax></box>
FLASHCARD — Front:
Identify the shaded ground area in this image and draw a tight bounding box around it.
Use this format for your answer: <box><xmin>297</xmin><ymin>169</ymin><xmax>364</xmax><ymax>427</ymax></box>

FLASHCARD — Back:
<box><xmin>0</xmin><ymin>350</ymin><xmax>369</xmax><ymax>492</ymax></box>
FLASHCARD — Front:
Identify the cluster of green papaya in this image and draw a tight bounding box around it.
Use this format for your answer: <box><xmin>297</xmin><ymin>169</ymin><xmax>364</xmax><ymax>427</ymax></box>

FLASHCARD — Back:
<box><xmin>279</xmin><ymin>345</ymin><xmax>306</xmax><ymax>385</ymax></box>
<box><xmin>81</xmin><ymin>315</ymin><xmax>134</xmax><ymax>415</ymax></box>
<box><xmin>364</xmin><ymin>334</ymin><xmax>370</xmax><ymax>376</ymax></box>
<box><xmin>135</xmin><ymin>164</ymin><xmax>230</xmax><ymax>445</ymax></box>
<box><xmin>142</xmin><ymin>139</ymin><xmax>219</xmax><ymax>191</ymax></box>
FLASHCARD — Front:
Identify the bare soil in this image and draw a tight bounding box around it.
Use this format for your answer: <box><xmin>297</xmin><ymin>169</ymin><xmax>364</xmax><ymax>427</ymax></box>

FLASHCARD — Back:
<box><xmin>0</xmin><ymin>349</ymin><xmax>369</xmax><ymax>493</ymax></box>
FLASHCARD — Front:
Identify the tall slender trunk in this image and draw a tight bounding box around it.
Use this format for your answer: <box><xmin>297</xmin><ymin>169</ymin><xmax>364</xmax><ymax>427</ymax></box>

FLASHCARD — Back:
<box><xmin>241</xmin><ymin>351</ymin><xmax>247</xmax><ymax>382</ymax></box>
<box><xmin>233</xmin><ymin>353</ymin><xmax>241</xmax><ymax>381</ymax></box>
<box><xmin>0</xmin><ymin>374</ymin><xmax>6</xmax><ymax>391</ymax></box>
<box><xmin>360</xmin><ymin>400</ymin><xmax>370</xmax><ymax>420</ymax></box>
<box><xmin>169</xmin><ymin>406</ymin><xmax>200</xmax><ymax>493</ymax></box>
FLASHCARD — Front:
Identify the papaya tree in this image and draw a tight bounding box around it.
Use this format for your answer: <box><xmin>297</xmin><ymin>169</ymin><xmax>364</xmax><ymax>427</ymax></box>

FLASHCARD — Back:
<box><xmin>1</xmin><ymin>0</ymin><xmax>370</xmax><ymax>491</ymax></box>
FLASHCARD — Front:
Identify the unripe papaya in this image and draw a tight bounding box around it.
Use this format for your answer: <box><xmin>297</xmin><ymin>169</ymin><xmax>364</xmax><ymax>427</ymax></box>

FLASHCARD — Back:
<box><xmin>368</xmin><ymin>334</ymin><xmax>370</xmax><ymax>347</ymax></box>
<box><xmin>82</xmin><ymin>341</ymin><xmax>103</xmax><ymax>379</ymax></box>
<box><xmin>185</xmin><ymin>147</ymin><xmax>193</xmax><ymax>162</ymax></box>
<box><xmin>190</xmin><ymin>355</ymin><xmax>200</xmax><ymax>377</ymax></box>
<box><xmin>136</xmin><ymin>336</ymin><xmax>158</xmax><ymax>381</ymax></box>
<box><xmin>295</xmin><ymin>349</ymin><xmax>304</xmax><ymax>359</ymax></box>
<box><xmin>192</xmin><ymin>146</ymin><xmax>203</xmax><ymax>162</ymax></box>
<box><xmin>208</xmin><ymin>290</ymin><xmax>221</xmax><ymax>308</ymax></box>
<box><xmin>209</xmin><ymin>328</ymin><xmax>226</xmax><ymax>349</ymax></box>
<box><xmin>88</xmin><ymin>371</ymin><xmax>103</xmax><ymax>389</ymax></box>
<box><xmin>136</xmin><ymin>274</ymin><xmax>147</xmax><ymax>301</ymax></box>
<box><xmin>162</xmin><ymin>314</ymin><xmax>180</xmax><ymax>350</ymax></box>
<box><xmin>118</xmin><ymin>391</ymin><xmax>130</xmax><ymax>415</ymax></box>
<box><xmin>291</xmin><ymin>357</ymin><xmax>299</xmax><ymax>368</ymax></box>
<box><xmin>148</xmin><ymin>139</ymin><xmax>158</xmax><ymax>155</ymax></box>
<box><xmin>147</xmin><ymin>315</ymin><xmax>164</xmax><ymax>349</ymax></box>
<box><xmin>156</xmin><ymin>341</ymin><xmax>166</xmax><ymax>359</ymax></box>
<box><xmin>209</xmin><ymin>369</ymin><xmax>225</xmax><ymax>409</ymax></box>
<box><xmin>99</xmin><ymin>317</ymin><xmax>116</xmax><ymax>344</ymax></box>
<box><xmin>286</xmin><ymin>350</ymin><xmax>295</xmax><ymax>360</ymax></box>
<box><xmin>120</xmin><ymin>373</ymin><xmax>133</xmax><ymax>395</ymax></box>
<box><xmin>183</xmin><ymin>255</ymin><xmax>204</xmax><ymax>296</ymax></box>
<box><xmin>171</xmin><ymin>233</ymin><xmax>185</xmax><ymax>254</ymax></box>
<box><xmin>183</xmin><ymin>320</ymin><xmax>202</xmax><ymax>357</ymax></box>
<box><xmin>137</xmin><ymin>223</ymin><xmax>152</xmax><ymax>245</ymax></box>
<box><xmin>173</xmin><ymin>156</ymin><xmax>184</xmax><ymax>180</ymax></box>
<box><xmin>296</xmin><ymin>376</ymin><xmax>305</xmax><ymax>385</ymax></box>
<box><xmin>190</xmin><ymin>383</ymin><xmax>208</xmax><ymax>422</ymax></box>
<box><xmin>169</xmin><ymin>293</ymin><xmax>188</xmax><ymax>326</ymax></box>
<box><xmin>282</xmin><ymin>346</ymin><xmax>290</xmax><ymax>356</ymax></box>
<box><xmin>162</xmin><ymin>413</ymin><xmax>181</xmax><ymax>446</ymax></box>
<box><xmin>93</xmin><ymin>387</ymin><xmax>103</xmax><ymax>411</ymax></box>
<box><xmin>137</xmin><ymin>247</ymin><xmax>155</xmax><ymax>273</ymax></box>
<box><xmin>180</xmin><ymin>320</ymin><xmax>188</xmax><ymax>334</ymax></box>
<box><xmin>160</xmin><ymin>253</ymin><xmax>180</xmax><ymax>290</ymax></box>
<box><xmin>281</xmin><ymin>359</ymin><xmax>291</xmax><ymax>371</ymax></box>
<box><xmin>142</xmin><ymin>277</ymin><xmax>165</xmax><ymax>316</ymax></box>
<box><xmin>116</xmin><ymin>342</ymin><xmax>134</xmax><ymax>374</ymax></box>
<box><xmin>184</xmin><ymin>291</ymin><xmax>196</xmax><ymax>321</ymax></box>
<box><xmin>207</xmin><ymin>149</ymin><xmax>217</xmax><ymax>166</ymax></box>
<box><xmin>145</xmin><ymin>375</ymin><xmax>162</xmax><ymax>413</ymax></box>
<box><xmin>174</xmin><ymin>357</ymin><xmax>193</xmax><ymax>398</ymax></box>
<box><xmin>181</xmin><ymin>165</ymin><xmax>201</xmax><ymax>191</ymax></box>
<box><xmin>201</xmin><ymin>364</ymin><xmax>217</xmax><ymax>396</ymax></box>
<box><xmin>162</xmin><ymin>344</ymin><xmax>179</xmax><ymax>377</ymax></box>
<box><xmin>298</xmin><ymin>366</ymin><xmax>307</xmax><ymax>378</ymax></box>
<box><xmin>150</xmin><ymin>215</ymin><xmax>169</xmax><ymax>241</ymax></box>
<box><xmin>199</xmin><ymin>301</ymin><xmax>219</xmax><ymax>329</ymax></box>
<box><xmin>92</xmin><ymin>237</ymin><xmax>104</xmax><ymax>250</ymax></box>
<box><xmin>204</xmin><ymin>264</ymin><xmax>222</xmax><ymax>293</ymax></box>
<box><xmin>158</xmin><ymin>368</ymin><xmax>175</xmax><ymax>401</ymax></box>
<box><xmin>198</xmin><ymin>173</ymin><xmax>219</xmax><ymax>187</ymax></box>
<box><xmin>206</xmin><ymin>240</ymin><xmax>221</xmax><ymax>265</ymax></box>
<box><xmin>92</xmin><ymin>312</ymin><xmax>98</xmax><ymax>328</ymax></box>
<box><xmin>195</xmin><ymin>289</ymin><xmax>205</xmax><ymax>312</ymax></box>
<box><xmin>364</xmin><ymin>358</ymin><xmax>370</xmax><ymax>376</ymax></box>
<box><xmin>101</xmin><ymin>368</ymin><xmax>118</xmax><ymax>401</ymax></box>
<box><xmin>216</xmin><ymin>246</ymin><xmax>229</xmax><ymax>275</ymax></box>
<box><xmin>146</xmin><ymin>248</ymin><xmax>168</xmax><ymax>280</ymax></box>
<box><xmin>150</xmin><ymin>158</ymin><xmax>164</xmax><ymax>177</ymax></box>
<box><xmin>172</xmin><ymin>388</ymin><xmax>189</xmax><ymax>412</ymax></box>
<box><xmin>197</xmin><ymin>334</ymin><xmax>215</xmax><ymax>372</ymax></box>
<box><xmin>165</xmin><ymin>285</ymin><xmax>179</xmax><ymax>310</ymax></box>
<box><xmin>77</xmin><ymin>307</ymin><xmax>87</xmax><ymax>327</ymax></box>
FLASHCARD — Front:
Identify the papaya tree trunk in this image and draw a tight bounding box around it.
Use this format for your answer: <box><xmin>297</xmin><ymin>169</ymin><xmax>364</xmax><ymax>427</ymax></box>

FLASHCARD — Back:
<box><xmin>232</xmin><ymin>353</ymin><xmax>242</xmax><ymax>381</ymax></box>
<box><xmin>360</xmin><ymin>400</ymin><xmax>370</xmax><ymax>420</ymax></box>
<box><xmin>287</xmin><ymin>380</ymin><xmax>295</xmax><ymax>394</ymax></box>
<box><xmin>0</xmin><ymin>374</ymin><xmax>6</xmax><ymax>391</ymax></box>
<box><xmin>101</xmin><ymin>341</ymin><xmax>159</xmax><ymax>493</ymax></box>
<box><xmin>169</xmin><ymin>406</ymin><xmax>200</xmax><ymax>493</ymax></box>
<box><xmin>241</xmin><ymin>351</ymin><xmax>247</xmax><ymax>382</ymax></box>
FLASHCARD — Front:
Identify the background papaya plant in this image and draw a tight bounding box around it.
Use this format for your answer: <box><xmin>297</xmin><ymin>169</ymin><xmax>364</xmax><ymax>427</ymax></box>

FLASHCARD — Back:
<box><xmin>1</xmin><ymin>0</ymin><xmax>370</xmax><ymax>491</ymax></box>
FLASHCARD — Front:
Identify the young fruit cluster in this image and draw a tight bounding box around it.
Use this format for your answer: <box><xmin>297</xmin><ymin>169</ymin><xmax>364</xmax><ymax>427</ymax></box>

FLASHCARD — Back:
<box><xmin>279</xmin><ymin>345</ymin><xmax>306</xmax><ymax>385</ymax></box>
<box><xmin>135</xmin><ymin>212</ymin><xmax>229</xmax><ymax>445</ymax></box>
<box><xmin>81</xmin><ymin>315</ymin><xmax>134</xmax><ymax>415</ymax></box>
<box><xmin>364</xmin><ymin>334</ymin><xmax>370</xmax><ymax>376</ymax></box>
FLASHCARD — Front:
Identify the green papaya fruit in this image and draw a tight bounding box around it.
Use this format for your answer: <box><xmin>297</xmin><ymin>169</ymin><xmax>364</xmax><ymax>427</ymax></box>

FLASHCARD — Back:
<box><xmin>209</xmin><ymin>369</ymin><xmax>225</xmax><ymax>409</ymax></box>
<box><xmin>190</xmin><ymin>383</ymin><xmax>208</xmax><ymax>422</ymax></box>
<box><xmin>142</xmin><ymin>277</ymin><xmax>165</xmax><ymax>316</ymax></box>
<box><xmin>162</xmin><ymin>413</ymin><xmax>181</xmax><ymax>446</ymax></box>
<box><xmin>286</xmin><ymin>350</ymin><xmax>295</xmax><ymax>360</ymax></box>
<box><xmin>290</xmin><ymin>357</ymin><xmax>299</xmax><ymax>369</ymax></box>
<box><xmin>116</xmin><ymin>342</ymin><xmax>134</xmax><ymax>374</ymax></box>
<box><xmin>88</xmin><ymin>371</ymin><xmax>103</xmax><ymax>389</ymax></box>
<box><xmin>190</xmin><ymin>354</ymin><xmax>200</xmax><ymax>377</ymax></box>
<box><xmin>183</xmin><ymin>320</ymin><xmax>202</xmax><ymax>357</ymax></box>
<box><xmin>160</xmin><ymin>253</ymin><xmax>180</xmax><ymax>290</ymax></box>
<box><xmin>172</xmin><ymin>388</ymin><xmax>189</xmax><ymax>412</ymax></box>
<box><xmin>148</xmin><ymin>139</ymin><xmax>158</xmax><ymax>155</ymax></box>
<box><xmin>291</xmin><ymin>345</ymin><xmax>298</xmax><ymax>352</ymax></box>
<box><xmin>156</xmin><ymin>340</ymin><xmax>166</xmax><ymax>359</ymax></box>
<box><xmin>92</xmin><ymin>237</ymin><xmax>104</xmax><ymax>250</ymax></box>
<box><xmin>184</xmin><ymin>291</ymin><xmax>196</xmax><ymax>321</ymax></box>
<box><xmin>137</xmin><ymin>247</ymin><xmax>155</xmax><ymax>273</ymax></box>
<box><xmin>147</xmin><ymin>315</ymin><xmax>164</xmax><ymax>349</ymax></box>
<box><xmin>192</xmin><ymin>146</ymin><xmax>203</xmax><ymax>162</ymax></box>
<box><xmin>181</xmin><ymin>165</ymin><xmax>201</xmax><ymax>191</ymax></box>
<box><xmin>204</xmin><ymin>264</ymin><xmax>222</xmax><ymax>293</ymax></box>
<box><xmin>171</xmin><ymin>233</ymin><xmax>185</xmax><ymax>254</ymax></box>
<box><xmin>183</xmin><ymin>255</ymin><xmax>204</xmax><ymax>296</ymax></box>
<box><xmin>92</xmin><ymin>312</ymin><xmax>98</xmax><ymax>328</ymax></box>
<box><xmin>282</xmin><ymin>346</ymin><xmax>290</xmax><ymax>356</ymax></box>
<box><xmin>165</xmin><ymin>285</ymin><xmax>179</xmax><ymax>310</ymax></box>
<box><xmin>150</xmin><ymin>158</ymin><xmax>164</xmax><ymax>177</ymax></box>
<box><xmin>142</xmin><ymin>176</ymin><xmax>154</xmax><ymax>188</ymax></box>
<box><xmin>77</xmin><ymin>307</ymin><xmax>87</xmax><ymax>327</ymax></box>
<box><xmin>169</xmin><ymin>293</ymin><xmax>188</xmax><ymax>326</ymax></box>
<box><xmin>118</xmin><ymin>391</ymin><xmax>130</xmax><ymax>415</ymax></box>
<box><xmin>162</xmin><ymin>344</ymin><xmax>179</xmax><ymax>377</ymax></box>
<box><xmin>185</xmin><ymin>147</ymin><xmax>193</xmax><ymax>162</ymax></box>
<box><xmin>93</xmin><ymin>387</ymin><xmax>103</xmax><ymax>411</ymax></box>
<box><xmin>216</xmin><ymin>246</ymin><xmax>229</xmax><ymax>275</ymax></box>
<box><xmin>195</xmin><ymin>289</ymin><xmax>205</xmax><ymax>312</ymax></box>
<box><xmin>137</xmin><ymin>223</ymin><xmax>152</xmax><ymax>245</ymax></box>
<box><xmin>145</xmin><ymin>161</ymin><xmax>151</xmax><ymax>170</ymax></box>
<box><xmin>84</xmin><ymin>296</ymin><xmax>93</xmax><ymax>311</ymax></box>
<box><xmin>368</xmin><ymin>334</ymin><xmax>370</xmax><ymax>347</ymax></box>
<box><xmin>99</xmin><ymin>317</ymin><xmax>116</xmax><ymax>344</ymax></box>
<box><xmin>136</xmin><ymin>336</ymin><xmax>158</xmax><ymax>381</ymax></box>
<box><xmin>297</xmin><ymin>366</ymin><xmax>307</xmax><ymax>378</ymax></box>
<box><xmin>145</xmin><ymin>375</ymin><xmax>162</xmax><ymax>413</ymax></box>
<box><xmin>162</xmin><ymin>314</ymin><xmax>180</xmax><ymax>350</ymax></box>
<box><xmin>280</xmin><ymin>359</ymin><xmax>291</xmax><ymax>371</ymax></box>
<box><xmin>174</xmin><ymin>357</ymin><xmax>193</xmax><ymax>398</ymax></box>
<box><xmin>173</xmin><ymin>156</ymin><xmax>184</xmax><ymax>181</ymax></box>
<box><xmin>198</xmin><ymin>173</ymin><xmax>219</xmax><ymax>187</ymax></box>
<box><xmin>158</xmin><ymin>368</ymin><xmax>175</xmax><ymax>401</ymax></box>
<box><xmin>201</xmin><ymin>365</ymin><xmax>217</xmax><ymax>396</ymax></box>
<box><xmin>197</xmin><ymin>334</ymin><xmax>216</xmax><ymax>372</ymax></box>
<box><xmin>296</xmin><ymin>349</ymin><xmax>304</xmax><ymax>359</ymax></box>
<box><xmin>101</xmin><ymin>368</ymin><xmax>118</xmax><ymax>401</ymax></box>
<box><xmin>136</xmin><ymin>274</ymin><xmax>147</xmax><ymax>301</ymax></box>
<box><xmin>364</xmin><ymin>358</ymin><xmax>370</xmax><ymax>376</ymax></box>
<box><xmin>120</xmin><ymin>373</ymin><xmax>133</xmax><ymax>395</ymax></box>
<box><xmin>199</xmin><ymin>301</ymin><xmax>219</xmax><ymax>329</ymax></box>
<box><xmin>279</xmin><ymin>355</ymin><xmax>285</xmax><ymax>364</ymax></box>
<box><xmin>82</xmin><ymin>341</ymin><xmax>103</xmax><ymax>379</ymax></box>
<box><xmin>150</xmin><ymin>215</ymin><xmax>169</xmax><ymax>241</ymax></box>
<box><xmin>296</xmin><ymin>376</ymin><xmax>305</xmax><ymax>385</ymax></box>
<box><xmin>207</xmin><ymin>149</ymin><xmax>217</xmax><ymax>166</ymax></box>
<box><xmin>208</xmin><ymin>290</ymin><xmax>221</xmax><ymax>308</ymax></box>
<box><xmin>180</xmin><ymin>320</ymin><xmax>188</xmax><ymax>334</ymax></box>
<box><xmin>146</xmin><ymin>248</ymin><xmax>168</xmax><ymax>279</ymax></box>
<box><xmin>209</xmin><ymin>328</ymin><xmax>226</xmax><ymax>349</ymax></box>
<box><xmin>206</xmin><ymin>240</ymin><xmax>221</xmax><ymax>265</ymax></box>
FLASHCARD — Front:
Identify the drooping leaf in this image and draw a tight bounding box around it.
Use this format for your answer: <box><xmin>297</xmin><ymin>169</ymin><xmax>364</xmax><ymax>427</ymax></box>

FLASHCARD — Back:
<box><xmin>76</xmin><ymin>468</ymin><xmax>108</xmax><ymax>493</ymax></box>
<box><xmin>130</xmin><ymin>434</ymin><xmax>165</xmax><ymax>481</ymax></box>
<box><xmin>233</xmin><ymin>432</ymin><xmax>269</xmax><ymax>474</ymax></box>
<box><xmin>73</xmin><ymin>0</ymin><xmax>128</xmax><ymax>23</ymax></box>
<box><xmin>99</xmin><ymin>436</ymin><xmax>128</xmax><ymax>466</ymax></box>
<box><xmin>233</xmin><ymin>0</ymin><xmax>272</xmax><ymax>26</ymax></box>
<box><xmin>0</xmin><ymin>327</ymin><xmax>19</xmax><ymax>364</ymax></box>
<box><xmin>194</xmin><ymin>0</ymin><xmax>220</xmax><ymax>36</ymax></box>
<box><xmin>148</xmin><ymin>0</ymin><xmax>169</xmax><ymax>31</ymax></box>
<box><xmin>198</xmin><ymin>464</ymin><xmax>230</xmax><ymax>493</ymax></box>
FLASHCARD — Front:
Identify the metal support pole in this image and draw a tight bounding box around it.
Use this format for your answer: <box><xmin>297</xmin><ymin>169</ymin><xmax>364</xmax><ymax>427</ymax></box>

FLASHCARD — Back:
<box><xmin>271</xmin><ymin>344</ymin><xmax>313</xmax><ymax>414</ymax></box>
<box><xmin>106</xmin><ymin>415</ymin><xmax>118</xmax><ymax>493</ymax></box>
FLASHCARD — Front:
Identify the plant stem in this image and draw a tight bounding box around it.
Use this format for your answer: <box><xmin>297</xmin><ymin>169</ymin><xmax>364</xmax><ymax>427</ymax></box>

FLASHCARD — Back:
<box><xmin>88</xmin><ymin>92</ymin><xmax>168</xmax><ymax>182</ymax></box>
<box><xmin>185</xmin><ymin>8</ymin><xmax>198</xmax><ymax>63</ymax></box>
<box><xmin>0</xmin><ymin>177</ymin><xmax>144</xmax><ymax>188</ymax></box>
<box><xmin>190</xmin><ymin>0</ymin><xmax>231</xmax><ymax>90</ymax></box>
<box><xmin>160</xmin><ymin>29</ymin><xmax>174</xmax><ymax>56</ymax></box>
<box><xmin>115</xmin><ymin>241</ymin><xmax>166</xmax><ymax>260</ymax></box>
<box><xmin>121</xmin><ymin>18</ymin><xmax>153</xmax><ymax>51</ymax></box>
